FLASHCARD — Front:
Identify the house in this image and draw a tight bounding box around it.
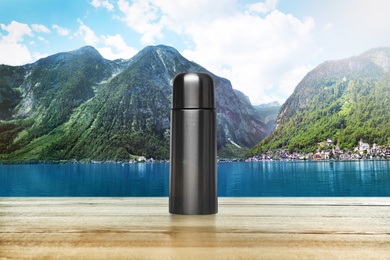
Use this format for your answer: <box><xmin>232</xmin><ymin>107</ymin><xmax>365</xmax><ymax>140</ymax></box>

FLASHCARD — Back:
<box><xmin>332</xmin><ymin>145</ymin><xmax>342</xmax><ymax>155</ymax></box>
<box><xmin>351</xmin><ymin>153</ymin><xmax>361</xmax><ymax>159</ymax></box>
<box><xmin>322</xmin><ymin>151</ymin><xmax>329</xmax><ymax>160</ymax></box>
<box><xmin>371</xmin><ymin>143</ymin><xmax>379</xmax><ymax>154</ymax></box>
<box><xmin>138</xmin><ymin>156</ymin><xmax>147</xmax><ymax>162</ymax></box>
<box><xmin>306</xmin><ymin>153</ymin><xmax>314</xmax><ymax>160</ymax></box>
<box><xmin>339</xmin><ymin>153</ymin><xmax>351</xmax><ymax>160</ymax></box>
<box><xmin>313</xmin><ymin>153</ymin><xmax>322</xmax><ymax>160</ymax></box>
<box><xmin>359</xmin><ymin>139</ymin><xmax>370</xmax><ymax>154</ymax></box>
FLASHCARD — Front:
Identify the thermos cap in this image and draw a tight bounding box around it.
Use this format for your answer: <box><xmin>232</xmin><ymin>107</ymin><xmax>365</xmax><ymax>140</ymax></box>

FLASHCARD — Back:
<box><xmin>172</xmin><ymin>72</ymin><xmax>215</xmax><ymax>109</ymax></box>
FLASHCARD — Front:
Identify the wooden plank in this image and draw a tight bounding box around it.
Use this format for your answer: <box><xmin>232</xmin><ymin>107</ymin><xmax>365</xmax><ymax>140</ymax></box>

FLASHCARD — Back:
<box><xmin>1</xmin><ymin>198</ymin><xmax>389</xmax><ymax>259</ymax></box>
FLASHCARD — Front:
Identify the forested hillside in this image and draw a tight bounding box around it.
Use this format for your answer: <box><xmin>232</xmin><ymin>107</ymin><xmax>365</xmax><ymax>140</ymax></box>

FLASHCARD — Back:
<box><xmin>250</xmin><ymin>47</ymin><xmax>390</xmax><ymax>155</ymax></box>
<box><xmin>0</xmin><ymin>45</ymin><xmax>267</xmax><ymax>162</ymax></box>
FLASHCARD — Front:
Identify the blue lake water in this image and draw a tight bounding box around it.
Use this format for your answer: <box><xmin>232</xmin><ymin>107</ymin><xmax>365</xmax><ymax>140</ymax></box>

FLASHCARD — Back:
<box><xmin>0</xmin><ymin>160</ymin><xmax>389</xmax><ymax>196</ymax></box>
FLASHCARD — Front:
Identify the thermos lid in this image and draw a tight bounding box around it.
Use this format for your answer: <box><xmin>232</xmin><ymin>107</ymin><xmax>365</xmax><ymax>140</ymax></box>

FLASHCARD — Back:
<box><xmin>172</xmin><ymin>72</ymin><xmax>215</xmax><ymax>109</ymax></box>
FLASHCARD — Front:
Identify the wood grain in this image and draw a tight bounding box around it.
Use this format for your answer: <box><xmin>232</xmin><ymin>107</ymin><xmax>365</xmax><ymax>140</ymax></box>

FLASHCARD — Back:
<box><xmin>1</xmin><ymin>198</ymin><xmax>389</xmax><ymax>259</ymax></box>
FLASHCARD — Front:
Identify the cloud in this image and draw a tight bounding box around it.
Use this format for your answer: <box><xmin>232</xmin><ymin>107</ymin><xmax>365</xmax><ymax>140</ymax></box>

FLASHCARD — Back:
<box><xmin>31</xmin><ymin>24</ymin><xmax>50</xmax><ymax>34</ymax></box>
<box><xmin>293</xmin><ymin>0</ymin><xmax>390</xmax><ymax>65</ymax></box>
<box><xmin>0</xmin><ymin>42</ymin><xmax>32</xmax><ymax>65</ymax></box>
<box><xmin>0</xmin><ymin>21</ymin><xmax>33</xmax><ymax>65</ymax></box>
<box><xmin>117</xmin><ymin>0</ymin><xmax>163</xmax><ymax>44</ymax></box>
<box><xmin>156</xmin><ymin>0</ymin><xmax>236</xmax><ymax>24</ymax></box>
<box><xmin>37</xmin><ymin>36</ymin><xmax>49</xmax><ymax>43</ymax></box>
<box><xmin>322</xmin><ymin>22</ymin><xmax>333</xmax><ymax>32</ymax></box>
<box><xmin>248</xmin><ymin>0</ymin><xmax>278</xmax><ymax>14</ymax></box>
<box><xmin>0</xmin><ymin>21</ymin><xmax>33</xmax><ymax>43</ymax></box>
<box><xmin>113</xmin><ymin>0</ymin><xmax>319</xmax><ymax>104</ymax></box>
<box><xmin>52</xmin><ymin>24</ymin><xmax>70</xmax><ymax>36</ymax></box>
<box><xmin>181</xmin><ymin>9</ymin><xmax>318</xmax><ymax>104</ymax></box>
<box><xmin>75</xmin><ymin>20</ymin><xmax>137</xmax><ymax>60</ymax></box>
<box><xmin>32</xmin><ymin>52</ymin><xmax>49</xmax><ymax>61</ymax></box>
<box><xmin>91</xmin><ymin>0</ymin><xmax>114</xmax><ymax>11</ymax></box>
<box><xmin>76</xmin><ymin>19</ymin><xmax>99</xmax><ymax>45</ymax></box>
<box><xmin>98</xmin><ymin>34</ymin><xmax>137</xmax><ymax>59</ymax></box>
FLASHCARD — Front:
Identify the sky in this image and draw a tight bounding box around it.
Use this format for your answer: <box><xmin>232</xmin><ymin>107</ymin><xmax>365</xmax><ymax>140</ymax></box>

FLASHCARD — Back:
<box><xmin>1</xmin><ymin>0</ymin><xmax>390</xmax><ymax>105</ymax></box>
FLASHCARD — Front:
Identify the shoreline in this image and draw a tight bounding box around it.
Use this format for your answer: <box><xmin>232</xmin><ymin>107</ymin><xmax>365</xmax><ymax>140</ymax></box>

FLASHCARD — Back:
<box><xmin>1</xmin><ymin>158</ymin><xmax>390</xmax><ymax>165</ymax></box>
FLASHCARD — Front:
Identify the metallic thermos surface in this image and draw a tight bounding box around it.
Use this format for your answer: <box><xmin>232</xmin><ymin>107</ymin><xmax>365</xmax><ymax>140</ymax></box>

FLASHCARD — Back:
<box><xmin>169</xmin><ymin>72</ymin><xmax>218</xmax><ymax>215</ymax></box>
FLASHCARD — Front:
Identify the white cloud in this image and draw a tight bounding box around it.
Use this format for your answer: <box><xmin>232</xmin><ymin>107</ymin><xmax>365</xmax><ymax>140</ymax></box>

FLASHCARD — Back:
<box><xmin>117</xmin><ymin>0</ymin><xmax>163</xmax><ymax>44</ymax></box>
<box><xmin>156</xmin><ymin>0</ymin><xmax>236</xmax><ymax>24</ymax></box>
<box><xmin>98</xmin><ymin>34</ymin><xmax>137</xmax><ymax>59</ymax></box>
<box><xmin>91</xmin><ymin>0</ymin><xmax>114</xmax><ymax>11</ymax></box>
<box><xmin>0</xmin><ymin>42</ymin><xmax>32</xmax><ymax>65</ymax></box>
<box><xmin>76</xmin><ymin>19</ymin><xmax>99</xmax><ymax>45</ymax></box>
<box><xmin>114</xmin><ymin>0</ymin><xmax>320</xmax><ymax>104</ymax></box>
<box><xmin>32</xmin><ymin>52</ymin><xmax>49</xmax><ymax>61</ymax></box>
<box><xmin>322</xmin><ymin>22</ymin><xmax>333</xmax><ymax>32</ymax></box>
<box><xmin>52</xmin><ymin>24</ymin><xmax>70</xmax><ymax>36</ymax></box>
<box><xmin>75</xmin><ymin>20</ymin><xmax>136</xmax><ymax>60</ymax></box>
<box><xmin>352</xmin><ymin>1</ymin><xmax>390</xmax><ymax>44</ymax></box>
<box><xmin>117</xmin><ymin>0</ymin><xmax>231</xmax><ymax>42</ymax></box>
<box><xmin>1</xmin><ymin>21</ymin><xmax>33</xmax><ymax>43</ymax></box>
<box><xmin>37</xmin><ymin>36</ymin><xmax>49</xmax><ymax>43</ymax></box>
<box><xmin>248</xmin><ymin>0</ymin><xmax>278</xmax><ymax>14</ymax></box>
<box><xmin>31</xmin><ymin>24</ymin><xmax>50</xmax><ymax>34</ymax></box>
<box><xmin>0</xmin><ymin>21</ymin><xmax>33</xmax><ymax>65</ymax></box>
<box><xmin>301</xmin><ymin>0</ymin><xmax>390</xmax><ymax>63</ymax></box>
<box><xmin>181</xmin><ymin>10</ymin><xmax>318</xmax><ymax>105</ymax></box>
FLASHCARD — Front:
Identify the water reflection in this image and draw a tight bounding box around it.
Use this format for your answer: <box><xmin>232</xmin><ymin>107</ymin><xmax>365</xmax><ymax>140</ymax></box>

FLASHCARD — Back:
<box><xmin>0</xmin><ymin>160</ymin><xmax>389</xmax><ymax>196</ymax></box>
<box><xmin>217</xmin><ymin>160</ymin><xmax>390</xmax><ymax>196</ymax></box>
<box><xmin>0</xmin><ymin>163</ymin><xmax>170</xmax><ymax>196</ymax></box>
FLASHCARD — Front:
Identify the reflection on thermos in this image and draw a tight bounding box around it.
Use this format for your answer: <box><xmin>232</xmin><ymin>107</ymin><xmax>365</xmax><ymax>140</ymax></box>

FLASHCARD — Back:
<box><xmin>169</xmin><ymin>72</ymin><xmax>218</xmax><ymax>215</ymax></box>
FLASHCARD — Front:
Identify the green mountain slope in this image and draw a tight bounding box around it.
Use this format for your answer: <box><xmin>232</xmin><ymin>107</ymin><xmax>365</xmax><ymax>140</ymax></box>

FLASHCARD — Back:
<box><xmin>249</xmin><ymin>47</ymin><xmax>390</xmax><ymax>155</ymax></box>
<box><xmin>0</xmin><ymin>45</ymin><xmax>267</xmax><ymax>162</ymax></box>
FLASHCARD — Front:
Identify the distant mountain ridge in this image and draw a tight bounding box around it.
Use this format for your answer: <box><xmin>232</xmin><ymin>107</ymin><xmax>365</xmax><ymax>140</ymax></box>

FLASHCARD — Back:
<box><xmin>0</xmin><ymin>45</ymin><xmax>267</xmax><ymax>162</ymax></box>
<box><xmin>254</xmin><ymin>101</ymin><xmax>281</xmax><ymax>135</ymax></box>
<box><xmin>249</xmin><ymin>47</ymin><xmax>390</xmax><ymax>155</ymax></box>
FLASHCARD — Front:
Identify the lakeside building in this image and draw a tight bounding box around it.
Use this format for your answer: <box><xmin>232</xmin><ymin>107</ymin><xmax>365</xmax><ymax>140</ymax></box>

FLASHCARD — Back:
<box><xmin>247</xmin><ymin>139</ymin><xmax>390</xmax><ymax>162</ymax></box>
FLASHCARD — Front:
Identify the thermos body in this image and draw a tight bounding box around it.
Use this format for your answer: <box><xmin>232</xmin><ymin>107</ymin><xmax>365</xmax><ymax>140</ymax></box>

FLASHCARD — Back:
<box><xmin>169</xmin><ymin>72</ymin><xmax>218</xmax><ymax>215</ymax></box>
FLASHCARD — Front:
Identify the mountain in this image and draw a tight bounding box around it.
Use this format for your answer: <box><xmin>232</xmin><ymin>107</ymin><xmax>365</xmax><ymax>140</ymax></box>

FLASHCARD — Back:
<box><xmin>0</xmin><ymin>45</ymin><xmax>267</xmax><ymax>162</ymax></box>
<box><xmin>249</xmin><ymin>47</ymin><xmax>390</xmax><ymax>155</ymax></box>
<box><xmin>232</xmin><ymin>90</ymin><xmax>280</xmax><ymax>133</ymax></box>
<box><xmin>254</xmin><ymin>101</ymin><xmax>281</xmax><ymax>135</ymax></box>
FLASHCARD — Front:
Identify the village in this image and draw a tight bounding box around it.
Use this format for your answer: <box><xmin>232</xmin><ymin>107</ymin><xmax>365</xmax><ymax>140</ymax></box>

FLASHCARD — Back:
<box><xmin>246</xmin><ymin>139</ymin><xmax>390</xmax><ymax>162</ymax></box>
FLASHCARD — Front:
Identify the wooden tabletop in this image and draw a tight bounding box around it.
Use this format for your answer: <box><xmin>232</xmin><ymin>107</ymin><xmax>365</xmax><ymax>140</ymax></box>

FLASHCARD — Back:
<box><xmin>1</xmin><ymin>197</ymin><xmax>389</xmax><ymax>259</ymax></box>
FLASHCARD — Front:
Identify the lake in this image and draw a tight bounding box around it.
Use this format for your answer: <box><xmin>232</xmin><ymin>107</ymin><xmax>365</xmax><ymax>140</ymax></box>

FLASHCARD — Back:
<box><xmin>0</xmin><ymin>160</ymin><xmax>389</xmax><ymax>196</ymax></box>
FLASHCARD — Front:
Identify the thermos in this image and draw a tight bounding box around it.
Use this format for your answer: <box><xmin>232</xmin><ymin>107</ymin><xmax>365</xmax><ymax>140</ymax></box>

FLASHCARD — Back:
<box><xmin>169</xmin><ymin>72</ymin><xmax>218</xmax><ymax>215</ymax></box>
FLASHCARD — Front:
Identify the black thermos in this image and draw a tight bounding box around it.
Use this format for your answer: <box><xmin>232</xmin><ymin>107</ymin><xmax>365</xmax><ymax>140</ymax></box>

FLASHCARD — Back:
<box><xmin>169</xmin><ymin>72</ymin><xmax>218</xmax><ymax>215</ymax></box>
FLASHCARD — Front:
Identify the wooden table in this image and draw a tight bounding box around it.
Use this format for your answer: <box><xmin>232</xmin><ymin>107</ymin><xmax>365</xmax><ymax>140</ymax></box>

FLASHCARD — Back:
<box><xmin>1</xmin><ymin>198</ymin><xmax>389</xmax><ymax>259</ymax></box>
